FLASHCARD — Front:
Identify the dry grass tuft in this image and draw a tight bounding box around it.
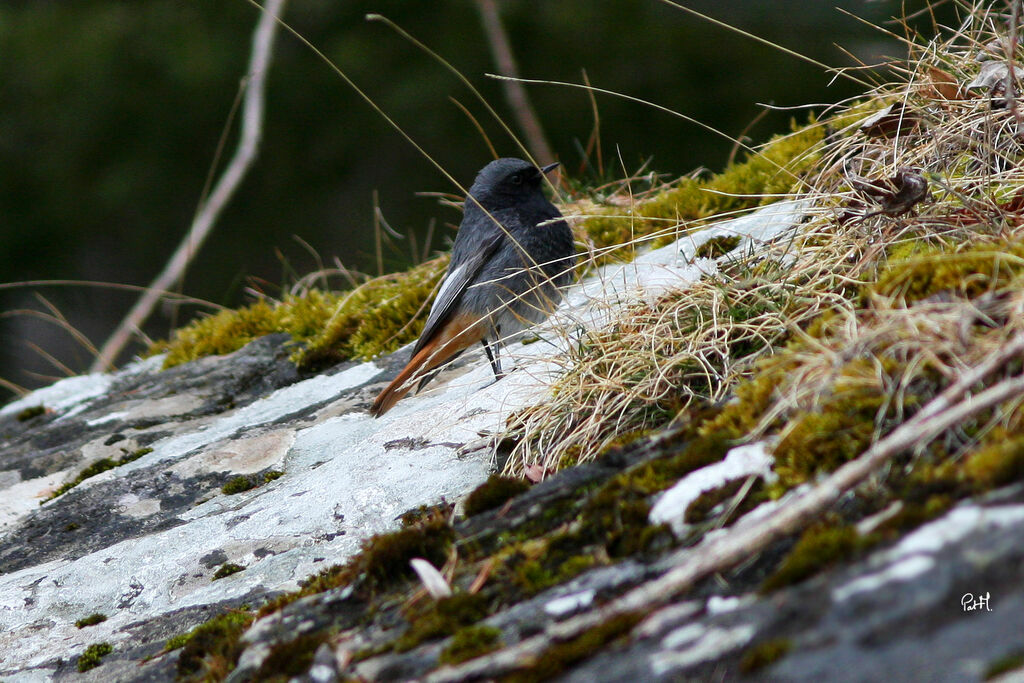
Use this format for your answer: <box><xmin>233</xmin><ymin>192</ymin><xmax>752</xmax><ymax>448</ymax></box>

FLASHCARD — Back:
<box><xmin>502</xmin><ymin>1</ymin><xmax>1024</xmax><ymax>477</ymax></box>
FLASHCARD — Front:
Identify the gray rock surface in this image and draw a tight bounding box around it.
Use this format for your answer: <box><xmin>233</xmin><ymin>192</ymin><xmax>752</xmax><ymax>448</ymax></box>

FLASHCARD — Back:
<box><xmin>4</xmin><ymin>200</ymin><xmax>1020</xmax><ymax>682</ymax></box>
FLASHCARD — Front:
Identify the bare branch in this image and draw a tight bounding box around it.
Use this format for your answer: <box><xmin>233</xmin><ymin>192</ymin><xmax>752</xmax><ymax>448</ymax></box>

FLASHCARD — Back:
<box><xmin>474</xmin><ymin>0</ymin><xmax>554</xmax><ymax>165</ymax></box>
<box><xmin>91</xmin><ymin>0</ymin><xmax>288</xmax><ymax>372</ymax></box>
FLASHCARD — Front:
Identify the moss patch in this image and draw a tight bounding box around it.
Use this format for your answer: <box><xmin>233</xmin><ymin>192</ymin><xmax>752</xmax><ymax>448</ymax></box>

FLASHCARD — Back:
<box><xmin>74</xmin><ymin>613</ymin><xmax>107</xmax><ymax>628</ymax></box>
<box><xmin>253</xmin><ymin>632</ymin><xmax>330</xmax><ymax>680</ymax></box>
<box><xmin>77</xmin><ymin>642</ymin><xmax>113</xmax><ymax>673</ymax></box>
<box><xmin>395</xmin><ymin>593</ymin><xmax>490</xmax><ymax>652</ymax></box>
<box><xmin>503</xmin><ymin>612</ymin><xmax>642</xmax><ymax>682</ymax></box>
<box><xmin>463</xmin><ymin>475</ymin><xmax>531</xmax><ymax>517</ymax></box>
<box><xmin>155</xmin><ymin>257</ymin><xmax>448</xmax><ymax>371</ymax></box>
<box><xmin>439</xmin><ymin>625</ymin><xmax>502</xmax><ymax>665</ymax></box>
<box><xmin>173</xmin><ymin>609</ymin><xmax>255</xmax><ymax>679</ymax></box>
<box><xmin>15</xmin><ymin>405</ymin><xmax>45</xmax><ymax>421</ymax></box>
<box><xmin>212</xmin><ymin>563</ymin><xmax>245</xmax><ymax>580</ymax></box>
<box><xmin>739</xmin><ymin>637</ymin><xmax>792</xmax><ymax>674</ymax></box>
<box><xmin>221</xmin><ymin>470</ymin><xmax>285</xmax><ymax>495</ymax></box>
<box><xmin>760</xmin><ymin>524</ymin><xmax>860</xmax><ymax>593</ymax></box>
<box><xmin>579</xmin><ymin>117</ymin><xmax>824</xmax><ymax>255</ymax></box>
<box><xmin>44</xmin><ymin>447</ymin><xmax>154</xmax><ymax>502</ymax></box>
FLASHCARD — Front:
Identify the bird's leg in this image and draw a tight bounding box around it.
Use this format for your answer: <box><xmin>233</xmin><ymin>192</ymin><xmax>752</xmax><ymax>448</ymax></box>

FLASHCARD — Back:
<box><xmin>481</xmin><ymin>338</ymin><xmax>504</xmax><ymax>379</ymax></box>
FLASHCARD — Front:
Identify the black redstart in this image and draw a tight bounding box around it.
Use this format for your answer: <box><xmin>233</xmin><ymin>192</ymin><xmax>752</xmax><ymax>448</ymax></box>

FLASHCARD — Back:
<box><xmin>371</xmin><ymin>157</ymin><xmax>575</xmax><ymax>416</ymax></box>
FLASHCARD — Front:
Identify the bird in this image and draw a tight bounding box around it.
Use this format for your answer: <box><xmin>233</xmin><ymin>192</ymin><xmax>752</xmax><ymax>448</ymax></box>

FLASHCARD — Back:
<box><xmin>370</xmin><ymin>157</ymin><xmax>576</xmax><ymax>417</ymax></box>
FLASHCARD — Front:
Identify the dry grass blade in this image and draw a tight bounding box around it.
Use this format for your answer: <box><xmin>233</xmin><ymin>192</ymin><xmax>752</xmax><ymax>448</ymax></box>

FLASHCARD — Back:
<box><xmin>499</xmin><ymin>1</ymin><xmax>1024</xmax><ymax>478</ymax></box>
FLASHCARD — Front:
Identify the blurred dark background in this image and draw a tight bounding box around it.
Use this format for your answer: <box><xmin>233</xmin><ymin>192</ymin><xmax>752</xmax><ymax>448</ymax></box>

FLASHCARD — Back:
<box><xmin>0</xmin><ymin>0</ymin><xmax>953</xmax><ymax>397</ymax></box>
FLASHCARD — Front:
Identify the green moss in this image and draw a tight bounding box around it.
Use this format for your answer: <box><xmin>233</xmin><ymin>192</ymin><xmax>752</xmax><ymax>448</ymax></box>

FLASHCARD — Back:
<box><xmin>258</xmin><ymin>509</ymin><xmax>454</xmax><ymax>616</ymax></box>
<box><xmin>253</xmin><ymin>632</ymin><xmax>330</xmax><ymax>680</ymax></box>
<box><xmin>77</xmin><ymin>642</ymin><xmax>112</xmax><ymax>673</ymax></box>
<box><xmin>221</xmin><ymin>476</ymin><xmax>255</xmax><ymax>495</ymax></box>
<box><xmin>760</xmin><ymin>524</ymin><xmax>859</xmax><ymax>593</ymax></box>
<box><xmin>154</xmin><ymin>256</ymin><xmax>447</xmax><ymax>371</ymax></box>
<box><xmin>212</xmin><ymin>562</ymin><xmax>245</xmax><ymax>580</ymax></box>
<box><xmin>294</xmin><ymin>257</ymin><xmax>448</xmax><ymax>370</ymax></box>
<box><xmin>463</xmin><ymin>475</ymin><xmax>531</xmax><ymax>517</ymax></box>
<box><xmin>164</xmin><ymin>631</ymin><xmax>192</xmax><ymax>652</ymax></box>
<box><xmin>174</xmin><ymin>609</ymin><xmax>254</xmax><ymax>678</ymax></box>
<box><xmin>15</xmin><ymin>405</ymin><xmax>45</xmax><ymax>421</ymax></box>
<box><xmin>579</xmin><ymin>117</ymin><xmax>823</xmax><ymax>260</ymax></box>
<box><xmin>963</xmin><ymin>433</ymin><xmax>1024</xmax><ymax>489</ymax></box>
<box><xmin>698</xmin><ymin>360</ymin><xmax>791</xmax><ymax>442</ymax></box>
<box><xmin>870</xmin><ymin>241</ymin><xmax>1024</xmax><ymax>304</ymax></box>
<box><xmin>502</xmin><ymin>612</ymin><xmax>642</xmax><ymax>682</ymax></box>
<box><xmin>771</xmin><ymin>359</ymin><xmax>901</xmax><ymax>488</ymax></box>
<box><xmin>985</xmin><ymin>650</ymin><xmax>1024</xmax><ymax>679</ymax></box>
<box><xmin>439</xmin><ymin>625</ymin><xmax>502</xmax><ymax>665</ymax></box>
<box><xmin>694</xmin><ymin>235</ymin><xmax>742</xmax><ymax>260</ymax></box>
<box><xmin>74</xmin><ymin>613</ymin><xmax>107</xmax><ymax>628</ymax></box>
<box><xmin>395</xmin><ymin>593</ymin><xmax>490</xmax><ymax>652</ymax></box>
<box><xmin>222</xmin><ymin>469</ymin><xmax>285</xmax><ymax>495</ymax></box>
<box><xmin>44</xmin><ymin>447</ymin><xmax>154</xmax><ymax>502</ymax></box>
<box><xmin>739</xmin><ymin>637</ymin><xmax>792</xmax><ymax>674</ymax></box>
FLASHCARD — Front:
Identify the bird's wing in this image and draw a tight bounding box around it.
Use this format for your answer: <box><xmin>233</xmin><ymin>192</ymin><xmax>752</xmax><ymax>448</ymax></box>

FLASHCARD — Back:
<box><xmin>413</xmin><ymin>229</ymin><xmax>505</xmax><ymax>356</ymax></box>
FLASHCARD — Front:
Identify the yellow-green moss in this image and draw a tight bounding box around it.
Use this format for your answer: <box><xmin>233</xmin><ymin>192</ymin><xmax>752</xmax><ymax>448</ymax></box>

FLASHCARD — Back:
<box><xmin>963</xmin><ymin>432</ymin><xmax>1024</xmax><ymax>489</ymax></box>
<box><xmin>212</xmin><ymin>563</ymin><xmax>245</xmax><ymax>580</ymax></box>
<box><xmin>502</xmin><ymin>612</ymin><xmax>643</xmax><ymax>682</ymax></box>
<box><xmin>15</xmin><ymin>405</ymin><xmax>44</xmax><ymax>421</ymax></box>
<box><xmin>77</xmin><ymin>642</ymin><xmax>113</xmax><ymax>673</ymax></box>
<box><xmin>739</xmin><ymin>637</ymin><xmax>792</xmax><ymax>674</ymax></box>
<box><xmin>74</xmin><ymin>613</ymin><xmax>107</xmax><ymax>628</ymax></box>
<box><xmin>870</xmin><ymin>240</ymin><xmax>1024</xmax><ymax>304</ymax></box>
<box><xmin>44</xmin><ymin>447</ymin><xmax>154</xmax><ymax>502</ymax></box>
<box><xmin>760</xmin><ymin>524</ymin><xmax>860</xmax><ymax>593</ymax></box>
<box><xmin>172</xmin><ymin>609</ymin><xmax>255</xmax><ymax>679</ymax></box>
<box><xmin>253</xmin><ymin>632</ymin><xmax>330</xmax><ymax>680</ymax></box>
<box><xmin>579</xmin><ymin>117</ymin><xmax>824</xmax><ymax>256</ymax></box>
<box><xmin>394</xmin><ymin>593</ymin><xmax>491</xmax><ymax>653</ymax></box>
<box><xmin>294</xmin><ymin>256</ymin><xmax>448</xmax><ymax>370</ymax></box>
<box><xmin>439</xmin><ymin>625</ymin><xmax>503</xmax><ymax>665</ymax></box>
<box><xmin>154</xmin><ymin>256</ymin><xmax>448</xmax><ymax>371</ymax></box>
<box><xmin>463</xmin><ymin>475</ymin><xmax>531</xmax><ymax>517</ymax></box>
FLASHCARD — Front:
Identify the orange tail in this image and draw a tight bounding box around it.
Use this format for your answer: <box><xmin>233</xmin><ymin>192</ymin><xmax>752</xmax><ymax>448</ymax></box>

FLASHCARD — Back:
<box><xmin>371</xmin><ymin>315</ymin><xmax>484</xmax><ymax>417</ymax></box>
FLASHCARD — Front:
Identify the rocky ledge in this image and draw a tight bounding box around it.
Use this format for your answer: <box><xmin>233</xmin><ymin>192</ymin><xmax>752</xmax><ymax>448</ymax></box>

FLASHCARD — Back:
<box><xmin>1</xmin><ymin>199</ymin><xmax>1022</xmax><ymax>682</ymax></box>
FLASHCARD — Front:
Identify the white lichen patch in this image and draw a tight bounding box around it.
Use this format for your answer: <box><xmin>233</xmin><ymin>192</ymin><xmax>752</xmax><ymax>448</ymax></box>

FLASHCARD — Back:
<box><xmin>649</xmin><ymin>441</ymin><xmax>774</xmax><ymax>536</ymax></box>
<box><xmin>651</xmin><ymin>624</ymin><xmax>756</xmax><ymax>675</ymax></box>
<box><xmin>0</xmin><ymin>373</ymin><xmax>112</xmax><ymax>419</ymax></box>
<box><xmin>831</xmin><ymin>505</ymin><xmax>1024</xmax><ymax>602</ymax></box>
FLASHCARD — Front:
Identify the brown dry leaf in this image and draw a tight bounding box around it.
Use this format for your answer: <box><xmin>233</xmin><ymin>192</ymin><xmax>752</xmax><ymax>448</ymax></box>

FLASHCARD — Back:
<box><xmin>924</xmin><ymin>66</ymin><xmax>961</xmax><ymax>100</ymax></box>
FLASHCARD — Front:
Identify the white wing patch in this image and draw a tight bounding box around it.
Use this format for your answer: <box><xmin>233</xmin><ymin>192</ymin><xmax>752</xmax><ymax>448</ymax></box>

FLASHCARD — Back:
<box><xmin>431</xmin><ymin>264</ymin><xmax>464</xmax><ymax>318</ymax></box>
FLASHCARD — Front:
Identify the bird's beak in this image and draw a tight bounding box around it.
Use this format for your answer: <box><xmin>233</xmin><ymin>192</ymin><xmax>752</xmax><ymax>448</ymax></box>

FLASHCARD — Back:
<box><xmin>540</xmin><ymin>162</ymin><xmax>560</xmax><ymax>174</ymax></box>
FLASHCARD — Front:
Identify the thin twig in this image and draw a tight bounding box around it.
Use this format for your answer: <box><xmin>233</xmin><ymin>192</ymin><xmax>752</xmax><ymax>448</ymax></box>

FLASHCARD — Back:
<box><xmin>474</xmin><ymin>0</ymin><xmax>554</xmax><ymax>164</ymax></box>
<box><xmin>91</xmin><ymin>0</ymin><xmax>288</xmax><ymax>372</ymax></box>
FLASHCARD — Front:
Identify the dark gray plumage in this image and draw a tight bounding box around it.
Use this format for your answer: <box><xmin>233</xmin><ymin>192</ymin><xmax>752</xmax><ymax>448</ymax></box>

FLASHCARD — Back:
<box><xmin>371</xmin><ymin>158</ymin><xmax>575</xmax><ymax>416</ymax></box>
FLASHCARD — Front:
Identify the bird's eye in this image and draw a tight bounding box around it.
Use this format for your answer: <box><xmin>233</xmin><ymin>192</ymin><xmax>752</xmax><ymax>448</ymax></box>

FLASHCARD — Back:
<box><xmin>510</xmin><ymin>173</ymin><xmax>523</xmax><ymax>185</ymax></box>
